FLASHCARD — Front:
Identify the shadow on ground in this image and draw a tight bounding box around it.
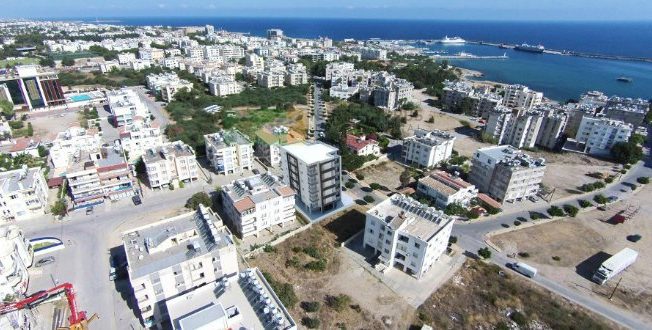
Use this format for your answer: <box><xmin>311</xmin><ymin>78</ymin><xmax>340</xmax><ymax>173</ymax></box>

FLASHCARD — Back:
<box><xmin>575</xmin><ymin>251</ymin><xmax>611</xmax><ymax>281</ymax></box>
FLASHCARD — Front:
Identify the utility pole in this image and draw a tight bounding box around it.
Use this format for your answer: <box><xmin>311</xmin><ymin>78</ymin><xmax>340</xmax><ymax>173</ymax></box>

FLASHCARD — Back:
<box><xmin>609</xmin><ymin>277</ymin><xmax>623</xmax><ymax>300</ymax></box>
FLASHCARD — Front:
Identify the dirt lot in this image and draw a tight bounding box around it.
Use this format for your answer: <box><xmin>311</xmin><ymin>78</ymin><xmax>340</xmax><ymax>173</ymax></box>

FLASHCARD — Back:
<box><xmin>540</xmin><ymin>163</ymin><xmax>620</xmax><ymax>200</ymax></box>
<box><xmin>248</xmin><ymin>207</ymin><xmax>415</xmax><ymax>329</ymax></box>
<box><xmin>357</xmin><ymin>160</ymin><xmax>410</xmax><ymax>191</ymax></box>
<box><xmin>29</xmin><ymin>110</ymin><xmax>83</xmax><ymax>140</ymax></box>
<box><xmin>492</xmin><ymin>183</ymin><xmax>652</xmax><ymax>321</ymax></box>
<box><xmin>414</xmin><ymin>260</ymin><xmax>617</xmax><ymax>329</ymax></box>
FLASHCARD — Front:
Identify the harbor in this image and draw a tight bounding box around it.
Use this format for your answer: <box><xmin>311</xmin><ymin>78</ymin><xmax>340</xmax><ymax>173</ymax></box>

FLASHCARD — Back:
<box><xmin>424</xmin><ymin>51</ymin><xmax>509</xmax><ymax>60</ymax></box>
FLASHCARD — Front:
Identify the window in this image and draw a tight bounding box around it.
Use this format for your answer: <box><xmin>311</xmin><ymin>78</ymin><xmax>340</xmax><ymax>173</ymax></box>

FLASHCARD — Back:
<box><xmin>384</xmin><ymin>248</ymin><xmax>390</xmax><ymax>254</ymax></box>
<box><xmin>368</xmin><ymin>229</ymin><xmax>374</xmax><ymax>234</ymax></box>
<box><xmin>414</xmin><ymin>242</ymin><xmax>420</xmax><ymax>249</ymax></box>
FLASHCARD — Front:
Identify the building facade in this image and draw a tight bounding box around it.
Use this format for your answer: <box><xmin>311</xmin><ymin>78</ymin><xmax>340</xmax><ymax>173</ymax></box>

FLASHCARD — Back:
<box><xmin>106</xmin><ymin>88</ymin><xmax>150</xmax><ymax>127</ymax></box>
<box><xmin>143</xmin><ymin>141</ymin><xmax>199</xmax><ymax>189</ymax></box>
<box><xmin>0</xmin><ymin>65</ymin><xmax>65</xmax><ymax>110</ymax></box>
<box><xmin>402</xmin><ymin>129</ymin><xmax>456</xmax><ymax>168</ymax></box>
<box><xmin>0</xmin><ymin>167</ymin><xmax>48</xmax><ymax>222</ymax></box>
<box><xmin>574</xmin><ymin>116</ymin><xmax>633</xmax><ymax>156</ymax></box>
<box><xmin>417</xmin><ymin>171</ymin><xmax>478</xmax><ymax>208</ymax></box>
<box><xmin>502</xmin><ymin>84</ymin><xmax>543</xmax><ymax>110</ymax></box>
<box><xmin>205</xmin><ymin>130</ymin><xmax>254</xmax><ymax>175</ymax></box>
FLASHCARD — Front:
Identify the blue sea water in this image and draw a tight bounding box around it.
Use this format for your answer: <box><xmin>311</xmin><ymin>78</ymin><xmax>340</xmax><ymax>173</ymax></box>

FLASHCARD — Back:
<box><xmin>77</xmin><ymin>17</ymin><xmax>652</xmax><ymax>101</ymax></box>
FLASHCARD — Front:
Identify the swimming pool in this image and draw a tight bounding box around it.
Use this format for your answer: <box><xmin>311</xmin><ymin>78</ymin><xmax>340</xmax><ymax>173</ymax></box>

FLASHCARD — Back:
<box><xmin>69</xmin><ymin>94</ymin><xmax>92</xmax><ymax>102</ymax></box>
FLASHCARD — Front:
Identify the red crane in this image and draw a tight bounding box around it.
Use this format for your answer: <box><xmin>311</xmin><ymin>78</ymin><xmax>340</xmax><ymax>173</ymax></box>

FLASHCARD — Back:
<box><xmin>0</xmin><ymin>282</ymin><xmax>98</xmax><ymax>329</ymax></box>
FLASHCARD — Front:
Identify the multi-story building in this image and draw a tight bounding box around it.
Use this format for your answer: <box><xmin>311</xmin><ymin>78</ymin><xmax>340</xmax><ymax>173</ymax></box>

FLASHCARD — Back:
<box><xmin>573</xmin><ymin>116</ymin><xmax>633</xmax><ymax>156</ymax></box>
<box><xmin>280</xmin><ymin>142</ymin><xmax>341</xmax><ymax>212</ymax></box>
<box><xmin>535</xmin><ymin>105</ymin><xmax>569</xmax><ymax>150</ymax></box>
<box><xmin>0</xmin><ymin>65</ymin><xmax>65</xmax><ymax>110</ymax></box>
<box><xmin>360</xmin><ymin>47</ymin><xmax>388</xmax><ymax>60</ymax></box>
<box><xmin>106</xmin><ymin>88</ymin><xmax>150</xmax><ymax>127</ymax></box>
<box><xmin>285</xmin><ymin>63</ymin><xmax>308</xmax><ymax>86</ymax></box>
<box><xmin>50</xmin><ymin>126</ymin><xmax>102</xmax><ymax>169</ymax></box>
<box><xmin>138</xmin><ymin>47</ymin><xmax>165</xmax><ymax>62</ymax></box>
<box><xmin>501</xmin><ymin>110</ymin><xmax>544</xmax><ymax>149</ymax></box>
<box><xmin>257</xmin><ymin>70</ymin><xmax>285</xmax><ymax>88</ymax></box>
<box><xmin>221</xmin><ymin>173</ymin><xmax>296</xmax><ymax>238</ymax></box>
<box><xmin>119</xmin><ymin>119</ymin><xmax>164</xmax><ymax>163</ymax></box>
<box><xmin>245</xmin><ymin>53</ymin><xmax>265</xmax><ymax>70</ymax></box>
<box><xmin>502</xmin><ymin>84</ymin><xmax>543</xmax><ymax>110</ymax></box>
<box><xmin>346</xmin><ymin>134</ymin><xmax>381</xmax><ymax>157</ymax></box>
<box><xmin>143</xmin><ymin>141</ymin><xmax>199</xmax><ymax>189</ymax></box>
<box><xmin>208</xmin><ymin>77</ymin><xmax>243</xmax><ymax>97</ymax></box>
<box><xmin>123</xmin><ymin>205</ymin><xmax>239</xmax><ymax>329</ymax></box>
<box><xmin>267</xmin><ymin>29</ymin><xmax>284</xmax><ymax>40</ymax></box>
<box><xmin>0</xmin><ymin>167</ymin><xmax>48</xmax><ymax>222</ymax></box>
<box><xmin>117</xmin><ymin>52</ymin><xmax>136</xmax><ymax>64</ymax></box>
<box><xmin>146</xmin><ymin>73</ymin><xmax>193</xmax><ymax>102</ymax></box>
<box><xmin>604</xmin><ymin>96</ymin><xmax>650</xmax><ymax>127</ymax></box>
<box><xmin>254</xmin><ymin>126</ymin><xmax>304</xmax><ymax>167</ymax></box>
<box><xmin>469</xmin><ymin>146</ymin><xmax>546</xmax><ymax>203</ymax></box>
<box><xmin>484</xmin><ymin>106</ymin><xmax>513</xmax><ymax>143</ymax></box>
<box><xmin>325</xmin><ymin>62</ymin><xmax>355</xmax><ymax>83</ymax></box>
<box><xmin>441</xmin><ymin>80</ymin><xmax>502</xmax><ymax>118</ymax></box>
<box><xmin>363</xmin><ymin>194</ymin><xmax>454</xmax><ymax>279</ymax></box>
<box><xmin>417</xmin><ymin>171</ymin><xmax>478</xmax><ymax>208</ymax></box>
<box><xmin>402</xmin><ymin>129</ymin><xmax>455</xmax><ymax>168</ymax></box>
<box><xmin>205</xmin><ymin>130</ymin><xmax>253</xmax><ymax>175</ymax></box>
<box><xmin>65</xmin><ymin>148</ymin><xmax>136</xmax><ymax>209</ymax></box>
<box><xmin>0</xmin><ymin>225</ymin><xmax>33</xmax><ymax>297</ymax></box>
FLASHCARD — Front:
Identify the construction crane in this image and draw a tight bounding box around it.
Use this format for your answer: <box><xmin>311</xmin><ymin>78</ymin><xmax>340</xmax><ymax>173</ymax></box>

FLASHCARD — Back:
<box><xmin>0</xmin><ymin>282</ymin><xmax>98</xmax><ymax>330</ymax></box>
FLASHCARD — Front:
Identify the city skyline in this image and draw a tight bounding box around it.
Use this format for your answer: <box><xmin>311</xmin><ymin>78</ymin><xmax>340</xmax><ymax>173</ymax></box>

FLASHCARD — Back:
<box><xmin>3</xmin><ymin>0</ymin><xmax>652</xmax><ymax>21</ymax></box>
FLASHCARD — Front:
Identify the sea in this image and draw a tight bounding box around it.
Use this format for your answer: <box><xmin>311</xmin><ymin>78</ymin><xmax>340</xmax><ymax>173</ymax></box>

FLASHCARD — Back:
<box><xmin>80</xmin><ymin>17</ymin><xmax>652</xmax><ymax>102</ymax></box>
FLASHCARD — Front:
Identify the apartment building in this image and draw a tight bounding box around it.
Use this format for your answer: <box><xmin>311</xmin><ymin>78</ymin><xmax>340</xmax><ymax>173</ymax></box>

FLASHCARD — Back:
<box><xmin>417</xmin><ymin>171</ymin><xmax>478</xmax><ymax>208</ymax></box>
<box><xmin>245</xmin><ymin>53</ymin><xmax>265</xmax><ymax>70</ymax></box>
<box><xmin>257</xmin><ymin>70</ymin><xmax>285</xmax><ymax>88</ymax></box>
<box><xmin>143</xmin><ymin>141</ymin><xmax>199</xmax><ymax>189</ymax></box>
<box><xmin>0</xmin><ymin>225</ymin><xmax>33</xmax><ymax>299</ymax></box>
<box><xmin>469</xmin><ymin>146</ymin><xmax>546</xmax><ymax>203</ymax></box>
<box><xmin>65</xmin><ymin>148</ymin><xmax>136</xmax><ymax>209</ymax></box>
<box><xmin>486</xmin><ymin>105</ymin><xmax>569</xmax><ymax>150</ymax></box>
<box><xmin>573</xmin><ymin>116</ymin><xmax>633</xmax><ymax>156</ymax></box>
<box><xmin>484</xmin><ymin>106</ymin><xmax>513</xmax><ymax>143</ymax></box>
<box><xmin>502</xmin><ymin>111</ymin><xmax>544</xmax><ymax>149</ymax></box>
<box><xmin>604</xmin><ymin>96</ymin><xmax>650</xmax><ymax>126</ymax></box>
<box><xmin>138</xmin><ymin>47</ymin><xmax>165</xmax><ymax>62</ymax></box>
<box><xmin>402</xmin><ymin>129</ymin><xmax>456</xmax><ymax>168</ymax></box>
<box><xmin>208</xmin><ymin>77</ymin><xmax>244</xmax><ymax>97</ymax></box>
<box><xmin>254</xmin><ymin>126</ymin><xmax>304</xmax><ymax>167</ymax></box>
<box><xmin>0</xmin><ymin>65</ymin><xmax>65</xmax><ymax>110</ymax></box>
<box><xmin>205</xmin><ymin>130</ymin><xmax>253</xmax><ymax>175</ymax></box>
<box><xmin>325</xmin><ymin>62</ymin><xmax>355</xmax><ymax>82</ymax></box>
<box><xmin>346</xmin><ymin>134</ymin><xmax>381</xmax><ymax>157</ymax></box>
<box><xmin>363</xmin><ymin>194</ymin><xmax>454</xmax><ymax>279</ymax></box>
<box><xmin>123</xmin><ymin>205</ymin><xmax>239</xmax><ymax>329</ymax></box>
<box><xmin>0</xmin><ymin>167</ymin><xmax>48</xmax><ymax>222</ymax></box>
<box><xmin>535</xmin><ymin>105</ymin><xmax>569</xmax><ymax>150</ymax></box>
<box><xmin>117</xmin><ymin>52</ymin><xmax>136</xmax><ymax>64</ymax></box>
<box><xmin>280</xmin><ymin>142</ymin><xmax>341</xmax><ymax>212</ymax></box>
<box><xmin>441</xmin><ymin>80</ymin><xmax>502</xmax><ymax>118</ymax></box>
<box><xmin>119</xmin><ymin>119</ymin><xmax>163</xmax><ymax>163</ymax></box>
<box><xmin>502</xmin><ymin>84</ymin><xmax>543</xmax><ymax>110</ymax></box>
<box><xmin>221</xmin><ymin>173</ymin><xmax>296</xmax><ymax>238</ymax></box>
<box><xmin>146</xmin><ymin>73</ymin><xmax>193</xmax><ymax>102</ymax></box>
<box><xmin>329</xmin><ymin>83</ymin><xmax>358</xmax><ymax>100</ymax></box>
<box><xmin>106</xmin><ymin>88</ymin><xmax>149</xmax><ymax>127</ymax></box>
<box><xmin>50</xmin><ymin>126</ymin><xmax>102</xmax><ymax>169</ymax></box>
<box><xmin>285</xmin><ymin>64</ymin><xmax>308</xmax><ymax>86</ymax></box>
<box><xmin>360</xmin><ymin>47</ymin><xmax>388</xmax><ymax>60</ymax></box>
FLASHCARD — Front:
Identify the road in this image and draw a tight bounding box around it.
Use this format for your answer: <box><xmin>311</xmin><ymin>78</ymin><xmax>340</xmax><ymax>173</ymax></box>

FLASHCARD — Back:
<box><xmin>453</xmin><ymin>138</ymin><xmax>652</xmax><ymax>329</ymax></box>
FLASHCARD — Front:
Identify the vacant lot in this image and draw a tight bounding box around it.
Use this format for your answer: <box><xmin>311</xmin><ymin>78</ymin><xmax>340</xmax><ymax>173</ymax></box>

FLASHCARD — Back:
<box><xmin>249</xmin><ymin>207</ymin><xmax>415</xmax><ymax>329</ymax></box>
<box><xmin>413</xmin><ymin>260</ymin><xmax>617</xmax><ymax>329</ymax></box>
<box><xmin>29</xmin><ymin>110</ymin><xmax>83</xmax><ymax>139</ymax></box>
<box><xmin>492</xmin><ymin>183</ymin><xmax>652</xmax><ymax>321</ymax></box>
<box><xmin>357</xmin><ymin>160</ymin><xmax>410</xmax><ymax>191</ymax></box>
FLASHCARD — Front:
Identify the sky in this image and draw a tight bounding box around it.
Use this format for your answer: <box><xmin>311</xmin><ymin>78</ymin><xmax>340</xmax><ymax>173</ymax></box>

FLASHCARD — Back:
<box><xmin>3</xmin><ymin>0</ymin><xmax>652</xmax><ymax>21</ymax></box>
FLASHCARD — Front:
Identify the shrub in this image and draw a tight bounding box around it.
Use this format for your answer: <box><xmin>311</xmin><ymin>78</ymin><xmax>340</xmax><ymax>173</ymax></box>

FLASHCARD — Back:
<box><xmin>593</xmin><ymin>194</ymin><xmax>608</xmax><ymax>205</ymax></box>
<box><xmin>547</xmin><ymin>206</ymin><xmax>565</xmax><ymax>217</ymax></box>
<box><xmin>344</xmin><ymin>182</ymin><xmax>354</xmax><ymax>189</ymax></box>
<box><xmin>449</xmin><ymin>236</ymin><xmax>458</xmax><ymax>244</ymax></box>
<box><xmin>369</xmin><ymin>183</ymin><xmax>382</xmax><ymax>190</ymax></box>
<box><xmin>303</xmin><ymin>246</ymin><xmax>321</xmax><ymax>259</ymax></box>
<box><xmin>285</xmin><ymin>257</ymin><xmax>300</xmax><ymax>268</ymax></box>
<box><xmin>459</xmin><ymin>119</ymin><xmax>471</xmax><ymax>127</ymax></box>
<box><xmin>301</xmin><ymin>317</ymin><xmax>321</xmax><ymax>329</ymax></box>
<box><xmin>624</xmin><ymin>164</ymin><xmax>632</xmax><ymax>169</ymax></box>
<box><xmin>426</xmin><ymin>116</ymin><xmax>435</xmax><ymax>123</ymax></box>
<box><xmin>356</xmin><ymin>173</ymin><xmax>365</xmax><ymax>180</ymax></box>
<box><xmin>304</xmin><ymin>259</ymin><xmax>327</xmax><ymax>272</ymax></box>
<box><xmin>8</xmin><ymin>121</ymin><xmax>24</xmax><ymax>129</ymax></box>
<box><xmin>301</xmin><ymin>301</ymin><xmax>321</xmax><ymax>313</ymax></box>
<box><xmin>486</xmin><ymin>205</ymin><xmax>500</xmax><ymax>215</ymax></box>
<box><xmin>466</xmin><ymin>211</ymin><xmax>480</xmax><ymax>219</ymax></box>
<box><xmin>262</xmin><ymin>272</ymin><xmax>298</xmax><ymax>308</ymax></box>
<box><xmin>552</xmin><ymin>256</ymin><xmax>561</xmax><ymax>261</ymax></box>
<box><xmin>518</xmin><ymin>252</ymin><xmax>530</xmax><ymax>258</ymax></box>
<box><xmin>478</xmin><ymin>247</ymin><xmax>492</xmax><ymax>259</ymax></box>
<box><xmin>604</xmin><ymin>176</ymin><xmax>614</xmax><ymax>184</ymax></box>
<box><xmin>263</xmin><ymin>245</ymin><xmax>277</xmax><ymax>253</ymax></box>
<box><xmin>563</xmin><ymin>204</ymin><xmax>579</xmax><ymax>217</ymax></box>
<box><xmin>50</xmin><ymin>199</ymin><xmax>67</xmax><ymax>217</ymax></box>
<box><xmin>578</xmin><ymin>199</ymin><xmax>592</xmax><ymax>208</ymax></box>
<box><xmin>510</xmin><ymin>311</ymin><xmax>528</xmax><ymax>326</ymax></box>
<box><xmin>178</xmin><ymin>180</ymin><xmax>185</xmax><ymax>188</ymax></box>
<box><xmin>363</xmin><ymin>195</ymin><xmax>375</xmax><ymax>203</ymax></box>
<box><xmin>529</xmin><ymin>212</ymin><xmax>542</xmax><ymax>220</ymax></box>
<box><xmin>637</xmin><ymin>176</ymin><xmax>650</xmax><ymax>184</ymax></box>
<box><xmin>185</xmin><ymin>192</ymin><xmax>211</xmax><ymax>209</ymax></box>
<box><xmin>621</xmin><ymin>169</ymin><xmax>627</xmax><ymax>174</ymax></box>
<box><xmin>444</xmin><ymin>203</ymin><xmax>467</xmax><ymax>216</ymax></box>
<box><xmin>514</xmin><ymin>220</ymin><xmax>521</xmax><ymax>226</ymax></box>
<box><xmin>291</xmin><ymin>246</ymin><xmax>302</xmax><ymax>253</ymax></box>
<box><xmin>326</xmin><ymin>294</ymin><xmax>352</xmax><ymax>312</ymax></box>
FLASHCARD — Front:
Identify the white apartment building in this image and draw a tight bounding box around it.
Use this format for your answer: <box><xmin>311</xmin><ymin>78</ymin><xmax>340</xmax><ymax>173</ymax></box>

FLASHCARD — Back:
<box><xmin>360</xmin><ymin>47</ymin><xmax>388</xmax><ymax>60</ymax></box>
<box><xmin>574</xmin><ymin>116</ymin><xmax>633</xmax><ymax>156</ymax></box>
<box><xmin>257</xmin><ymin>70</ymin><xmax>285</xmax><ymax>88</ymax></box>
<box><xmin>0</xmin><ymin>225</ymin><xmax>33</xmax><ymax>298</ymax></box>
<box><xmin>221</xmin><ymin>173</ymin><xmax>296</xmax><ymax>238</ymax></box>
<box><xmin>417</xmin><ymin>171</ymin><xmax>478</xmax><ymax>208</ymax></box>
<box><xmin>254</xmin><ymin>126</ymin><xmax>304</xmax><ymax>167</ymax></box>
<box><xmin>325</xmin><ymin>62</ymin><xmax>355</xmax><ymax>82</ymax></box>
<box><xmin>363</xmin><ymin>194</ymin><xmax>454</xmax><ymax>279</ymax></box>
<box><xmin>209</xmin><ymin>77</ymin><xmax>244</xmax><ymax>97</ymax></box>
<box><xmin>123</xmin><ymin>205</ymin><xmax>239</xmax><ymax>329</ymax></box>
<box><xmin>245</xmin><ymin>53</ymin><xmax>264</xmax><ymax>70</ymax></box>
<box><xmin>502</xmin><ymin>84</ymin><xmax>543</xmax><ymax>110</ymax></box>
<box><xmin>184</xmin><ymin>46</ymin><xmax>204</xmax><ymax>60</ymax></box>
<box><xmin>346</xmin><ymin>134</ymin><xmax>381</xmax><ymax>157</ymax></box>
<box><xmin>285</xmin><ymin>64</ymin><xmax>308</xmax><ymax>86</ymax></box>
<box><xmin>501</xmin><ymin>111</ymin><xmax>544</xmax><ymax>149</ymax></box>
<box><xmin>535</xmin><ymin>105</ymin><xmax>569</xmax><ymax>150</ymax></box>
<box><xmin>402</xmin><ymin>129</ymin><xmax>456</xmax><ymax>168</ymax></box>
<box><xmin>205</xmin><ymin>130</ymin><xmax>254</xmax><ymax>175</ymax></box>
<box><xmin>441</xmin><ymin>80</ymin><xmax>502</xmax><ymax>118</ymax></box>
<box><xmin>143</xmin><ymin>141</ymin><xmax>199</xmax><ymax>189</ymax></box>
<box><xmin>119</xmin><ymin>119</ymin><xmax>163</xmax><ymax>163</ymax></box>
<box><xmin>117</xmin><ymin>52</ymin><xmax>136</xmax><ymax>64</ymax></box>
<box><xmin>146</xmin><ymin>73</ymin><xmax>193</xmax><ymax>101</ymax></box>
<box><xmin>50</xmin><ymin>126</ymin><xmax>102</xmax><ymax>169</ymax></box>
<box><xmin>469</xmin><ymin>146</ymin><xmax>546</xmax><ymax>203</ymax></box>
<box><xmin>138</xmin><ymin>48</ymin><xmax>165</xmax><ymax>62</ymax></box>
<box><xmin>329</xmin><ymin>83</ymin><xmax>358</xmax><ymax>100</ymax></box>
<box><xmin>0</xmin><ymin>167</ymin><xmax>48</xmax><ymax>222</ymax></box>
<box><xmin>107</xmin><ymin>88</ymin><xmax>150</xmax><ymax>127</ymax></box>
<box><xmin>604</xmin><ymin>96</ymin><xmax>650</xmax><ymax>126</ymax></box>
<box><xmin>280</xmin><ymin>142</ymin><xmax>341</xmax><ymax>212</ymax></box>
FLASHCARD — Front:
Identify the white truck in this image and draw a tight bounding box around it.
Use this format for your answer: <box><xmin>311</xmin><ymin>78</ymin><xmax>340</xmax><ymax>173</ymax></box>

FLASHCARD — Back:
<box><xmin>511</xmin><ymin>262</ymin><xmax>537</xmax><ymax>278</ymax></box>
<box><xmin>592</xmin><ymin>248</ymin><xmax>638</xmax><ymax>285</ymax></box>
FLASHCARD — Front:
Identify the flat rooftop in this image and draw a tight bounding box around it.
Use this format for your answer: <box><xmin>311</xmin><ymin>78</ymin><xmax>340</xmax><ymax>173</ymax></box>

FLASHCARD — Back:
<box><xmin>0</xmin><ymin>167</ymin><xmax>40</xmax><ymax>193</ymax></box>
<box><xmin>143</xmin><ymin>141</ymin><xmax>195</xmax><ymax>164</ymax></box>
<box><xmin>166</xmin><ymin>268</ymin><xmax>296</xmax><ymax>330</ymax></box>
<box><xmin>367</xmin><ymin>194</ymin><xmax>453</xmax><ymax>242</ymax></box>
<box><xmin>223</xmin><ymin>173</ymin><xmax>295</xmax><ymax>213</ymax></box>
<box><xmin>122</xmin><ymin>205</ymin><xmax>234</xmax><ymax>279</ymax></box>
<box><xmin>205</xmin><ymin>129</ymin><xmax>252</xmax><ymax>150</ymax></box>
<box><xmin>281</xmin><ymin>141</ymin><xmax>339</xmax><ymax>164</ymax></box>
<box><xmin>476</xmin><ymin>145</ymin><xmax>546</xmax><ymax>169</ymax></box>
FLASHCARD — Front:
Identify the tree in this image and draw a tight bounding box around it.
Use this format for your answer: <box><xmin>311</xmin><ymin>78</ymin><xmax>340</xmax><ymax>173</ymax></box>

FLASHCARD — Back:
<box><xmin>26</xmin><ymin>122</ymin><xmax>33</xmax><ymax>137</ymax></box>
<box><xmin>51</xmin><ymin>199</ymin><xmax>67</xmax><ymax>217</ymax></box>
<box><xmin>399</xmin><ymin>168</ymin><xmax>411</xmax><ymax>188</ymax></box>
<box><xmin>61</xmin><ymin>57</ymin><xmax>75</xmax><ymax>66</ymax></box>
<box><xmin>185</xmin><ymin>192</ymin><xmax>212</xmax><ymax>209</ymax></box>
<box><xmin>563</xmin><ymin>204</ymin><xmax>579</xmax><ymax>217</ymax></box>
<box><xmin>477</xmin><ymin>247</ymin><xmax>492</xmax><ymax>259</ymax></box>
<box><xmin>637</xmin><ymin>176</ymin><xmax>650</xmax><ymax>184</ymax></box>
<box><xmin>610</xmin><ymin>141</ymin><xmax>643</xmax><ymax>164</ymax></box>
<box><xmin>37</xmin><ymin>145</ymin><xmax>48</xmax><ymax>157</ymax></box>
<box><xmin>547</xmin><ymin>206</ymin><xmax>565</xmax><ymax>217</ymax></box>
<box><xmin>0</xmin><ymin>100</ymin><xmax>14</xmax><ymax>120</ymax></box>
<box><xmin>39</xmin><ymin>57</ymin><xmax>55</xmax><ymax>67</ymax></box>
<box><xmin>593</xmin><ymin>194</ymin><xmax>608</xmax><ymax>205</ymax></box>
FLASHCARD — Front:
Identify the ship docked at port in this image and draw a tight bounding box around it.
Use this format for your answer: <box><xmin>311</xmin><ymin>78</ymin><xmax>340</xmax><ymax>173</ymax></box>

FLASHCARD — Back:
<box><xmin>437</xmin><ymin>36</ymin><xmax>466</xmax><ymax>44</ymax></box>
<box><xmin>514</xmin><ymin>43</ymin><xmax>545</xmax><ymax>53</ymax></box>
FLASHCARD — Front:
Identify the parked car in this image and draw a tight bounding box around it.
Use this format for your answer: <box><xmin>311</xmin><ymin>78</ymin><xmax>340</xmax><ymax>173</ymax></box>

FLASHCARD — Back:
<box><xmin>35</xmin><ymin>256</ymin><xmax>56</xmax><ymax>268</ymax></box>
<box><xmin>252</xmin><ymin>169</ymin><xmax>260</xmax><ymax>175</ymax></box>
<box><xmin>132</xmin><ymin>195</ymin><xmax>142</xmax><ymax>206</ymax></box>
<box><xmin>85</xmin><ymin>206</ymin><xmax>94</xmax><ymax>215</ymax></box>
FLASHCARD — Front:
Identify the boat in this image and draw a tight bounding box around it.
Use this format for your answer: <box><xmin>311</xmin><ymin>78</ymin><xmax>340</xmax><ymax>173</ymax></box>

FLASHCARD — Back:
<box><xmin>616</xmin><ymin>76</ymin><xmax>633</xmax><ymax>83</ymax></box>
<box><xmin>437</xmin><ymin>36</ymin><xmax>466</xmax><ymax>44</ymax></box>
<box><xmin>499</xmin><ymin>43</ymin><xmax>510</xmax><ymax>49</ymax></box>
<box><xmin>514</xmin><ymin>43</ymin><xmax>545</xmax><ymax>53</ymax></box>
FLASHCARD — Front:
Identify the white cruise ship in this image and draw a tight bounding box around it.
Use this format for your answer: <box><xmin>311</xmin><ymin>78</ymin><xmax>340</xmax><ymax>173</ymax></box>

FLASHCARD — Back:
<box><xmin>437</xmin><ymin>36</ymin><xmax>466</xmax><ymax>44</ymax></box>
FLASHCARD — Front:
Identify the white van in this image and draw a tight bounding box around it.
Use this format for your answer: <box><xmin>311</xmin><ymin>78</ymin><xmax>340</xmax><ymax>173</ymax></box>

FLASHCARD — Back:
<box><xmin>511</xmin><ymin>262</ymin><xmax>537</xmax><ymax>278</ymax></box>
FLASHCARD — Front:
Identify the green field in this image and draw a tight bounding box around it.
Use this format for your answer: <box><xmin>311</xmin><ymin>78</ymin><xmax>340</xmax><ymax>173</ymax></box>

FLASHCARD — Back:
<box><xmin>0</xmin><ymin>57</ymin><xmax>39</xmax><ymax>67</ymax></box>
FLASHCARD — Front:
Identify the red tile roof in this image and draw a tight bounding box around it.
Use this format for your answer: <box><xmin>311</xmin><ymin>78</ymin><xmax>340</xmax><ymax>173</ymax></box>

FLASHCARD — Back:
<box><xmin>10</xmin><ymin>137</ymin><xmax>40</xmax><ymax>152</ymax></box>
<box><xmin>234</xmin><ymin>196</ymin><xmax>255</xmax><ymax>213</ymax></box>
<box><xmin>345</xmin><ymin>134</ymin><xmax>377</xmax><ymax>152</ymax></box>
<box><xmin>275</xmin><ymin>186</ymin><xmax>296</xmax><ymax>197</ymax></box>
<box><xmin>478</xmin><ymin>193</ymin><xmax>502</xmax><ymax>209</ymax></box>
